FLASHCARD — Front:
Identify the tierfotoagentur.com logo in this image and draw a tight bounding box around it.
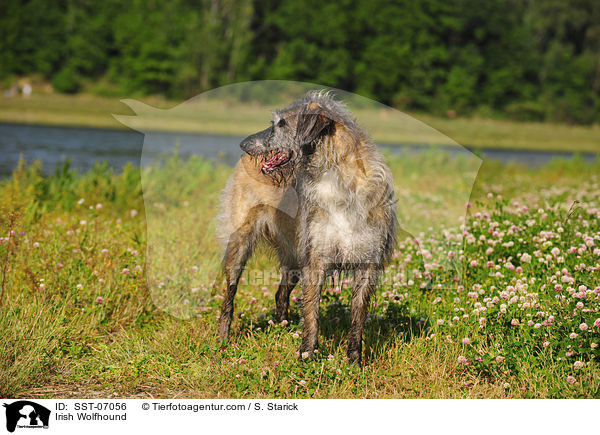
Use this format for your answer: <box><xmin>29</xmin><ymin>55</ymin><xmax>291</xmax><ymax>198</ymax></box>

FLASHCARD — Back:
<box><xmin>2</xmin><ymin>401</ymin><xmax>50</xmax><ymax>433</ymax></box>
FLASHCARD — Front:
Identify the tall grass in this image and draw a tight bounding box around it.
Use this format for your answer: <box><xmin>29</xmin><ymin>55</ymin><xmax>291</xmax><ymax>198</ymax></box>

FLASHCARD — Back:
<box><xmin>0</xmin><ymin>152</ymin><xmax>599</xmax><ymax>398</ymax></box>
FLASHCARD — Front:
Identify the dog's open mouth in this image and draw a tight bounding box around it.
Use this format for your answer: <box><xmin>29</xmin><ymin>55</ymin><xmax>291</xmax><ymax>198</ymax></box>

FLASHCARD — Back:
<box><xmin>260</xmin><ymin>151</ymin><xmax>293</xmax><ymax>174</ymax></box>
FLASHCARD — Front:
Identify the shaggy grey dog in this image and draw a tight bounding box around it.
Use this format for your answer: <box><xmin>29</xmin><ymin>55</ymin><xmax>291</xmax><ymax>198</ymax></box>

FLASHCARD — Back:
<box><xmin>217</xmin><ymin>91</ymin><xmax>397</xmax><ymax>365</ymax></box>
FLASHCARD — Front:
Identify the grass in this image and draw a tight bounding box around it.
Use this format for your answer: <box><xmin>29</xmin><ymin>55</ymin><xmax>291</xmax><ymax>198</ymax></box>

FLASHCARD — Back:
<box><xmin>2</xmin><ymin>92</ymin><xmax>600</xmax><ymax>153</ymax></box>
<box><xmin>1</xmin><ymin>150</ymin><xmax>599</xmax><ymax>399</ymax></box>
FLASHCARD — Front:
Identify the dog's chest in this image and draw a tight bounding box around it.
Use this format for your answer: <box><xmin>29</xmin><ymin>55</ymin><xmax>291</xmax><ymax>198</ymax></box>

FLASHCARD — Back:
<box><xmin>303</xmin><ymin>170</ymin><xmax>369</xmax><ymax>254</ymax></box>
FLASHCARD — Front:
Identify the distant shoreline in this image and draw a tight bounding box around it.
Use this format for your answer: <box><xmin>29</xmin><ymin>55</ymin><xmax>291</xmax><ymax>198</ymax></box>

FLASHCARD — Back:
<box><xmin>2</xmin><ymin>121</ymin><xmax>598</xmax><ymax>182</ymax></box>
<box><xmin>1</xmin><ymin>93</ymin><xmax>600</xmax><ymax>153</ymax></box>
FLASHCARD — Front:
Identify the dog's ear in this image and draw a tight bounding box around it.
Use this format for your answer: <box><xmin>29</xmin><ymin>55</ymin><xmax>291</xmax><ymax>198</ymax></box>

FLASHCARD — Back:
<box><xmin>296</xmin><ymin>102</ymin><xmax>334</xmax><ymax>146</ymax></box>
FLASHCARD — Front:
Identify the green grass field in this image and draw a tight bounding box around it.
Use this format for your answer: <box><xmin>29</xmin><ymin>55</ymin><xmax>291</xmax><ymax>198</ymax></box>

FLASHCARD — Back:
<box><xmin>2</xmin><ymin>92</ymin><xmax>600</xmax><ymax>153</ymax></box>
<box><xmin>1</xmin><ymin>151</ymin><xmax>599</xmax><ymax>398</ymax></box>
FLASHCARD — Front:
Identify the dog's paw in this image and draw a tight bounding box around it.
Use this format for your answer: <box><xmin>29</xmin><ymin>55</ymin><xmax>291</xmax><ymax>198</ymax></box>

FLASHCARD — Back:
<box><xmin>217</xmin><ymin>322</ymin><xmax>231</xmax><ymax>343</ymax></box>
<box><xmin>274</xmin><ymin>313</ymin><xmax>289</xmax><ymax>324</ymax></box>
<box><xmin>297</xmin><ymin>349</ymin><xmax>318</xmax><ymax>362</ymax></box>
<box><xmin>347</xmin><ymin>350</ymin><xmax>362</xmax><ymax>366</ymax></box>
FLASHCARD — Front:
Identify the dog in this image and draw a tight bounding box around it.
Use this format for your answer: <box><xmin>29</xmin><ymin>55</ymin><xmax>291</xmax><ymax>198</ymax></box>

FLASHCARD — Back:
<box><xmin>217</xmin><ymin>91</ymin><xmax>397</xmax><ymax>365</ymax></box>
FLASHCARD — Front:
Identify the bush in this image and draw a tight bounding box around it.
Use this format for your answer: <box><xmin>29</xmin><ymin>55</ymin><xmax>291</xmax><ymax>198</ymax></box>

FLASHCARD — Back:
<box><xmin>547</xmin><ymin>93</ymin><xmax>600</xmax><ymax>125</ymax></box>
<box><xmin>51</xmin><ymin>68</ymin><xmax>80</xmax><ymax>94</ymax></box>
<box><xmin>505</xmin><ymin>101</ymin><xmax>546</xmax><ymax>122</ymax></box>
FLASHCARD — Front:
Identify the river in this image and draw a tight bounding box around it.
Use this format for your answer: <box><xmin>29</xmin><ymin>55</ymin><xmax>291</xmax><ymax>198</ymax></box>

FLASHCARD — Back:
<box><xmin>0</xmin><ymin>122</ymin><xmax>597</xmax><ymax>177</ymax></box>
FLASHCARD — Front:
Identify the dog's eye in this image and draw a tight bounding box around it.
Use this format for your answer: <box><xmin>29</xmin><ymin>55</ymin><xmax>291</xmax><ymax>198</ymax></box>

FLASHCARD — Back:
<box><xmin>277</xmin><ymin>118</ymin><xmax>286</xmax><ymax>128</ymax></box>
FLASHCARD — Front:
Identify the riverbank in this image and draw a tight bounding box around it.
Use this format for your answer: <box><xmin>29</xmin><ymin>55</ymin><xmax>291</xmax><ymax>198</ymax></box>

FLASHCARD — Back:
<box><xmin>2</xmin><ymin>93</ymin><xmax>600</xmax><ymax>153</ymax></box>
<box><xmin>2</xmin><ymin>122</ymin><xmax>599</xmax><ymax>179</ymax></box>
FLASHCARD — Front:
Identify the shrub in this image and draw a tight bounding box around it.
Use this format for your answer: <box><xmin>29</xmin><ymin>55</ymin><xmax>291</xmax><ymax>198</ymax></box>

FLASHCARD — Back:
<box><xmin>51</xmin><ymin>68</ymin><xmax>80</xmax><ymax>94</ymax></box>
<box><xmin>505</xmin><ymin>101</ymin><xmax>546</xmax><ymax>122</ymax></box>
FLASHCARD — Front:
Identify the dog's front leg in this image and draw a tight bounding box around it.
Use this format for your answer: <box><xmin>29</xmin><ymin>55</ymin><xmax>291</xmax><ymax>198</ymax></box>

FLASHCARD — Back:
<box><xmin>347</xmin><ymin>265</ymin><xmax>379</xmax><ymax>366</ymax></box>
<box><xmin>299</xmin><ymin>262</ymin><xmax>325</xmax><ymax>360</ymax></box>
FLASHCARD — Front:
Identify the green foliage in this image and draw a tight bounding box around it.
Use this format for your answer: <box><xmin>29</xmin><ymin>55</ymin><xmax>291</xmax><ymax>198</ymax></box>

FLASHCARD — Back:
<box><xmin>0</xmin><ymin>0</ymin><xmax>599</xmax><ymax>122</ymax></box>
<box><xmin>505</xmin><ymin>101</ymin><xmax>547</xmax><ymax>122</ymax></box>
<box><xmin>51</xmin><ymin>68</ymin><xmax>80</xmax><ymax>94</ymax></box>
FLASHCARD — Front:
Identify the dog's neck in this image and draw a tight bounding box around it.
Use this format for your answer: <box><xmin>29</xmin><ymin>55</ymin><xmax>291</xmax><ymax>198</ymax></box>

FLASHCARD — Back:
<box><xmin>296</xmin><ymin>137</ymin><xmax>374</xmax><ymax>206</ymax></box>
<box><xmin>303</xmin><ymin>124</ymin><xmax>363</xmax><ymax>174</ymax></box>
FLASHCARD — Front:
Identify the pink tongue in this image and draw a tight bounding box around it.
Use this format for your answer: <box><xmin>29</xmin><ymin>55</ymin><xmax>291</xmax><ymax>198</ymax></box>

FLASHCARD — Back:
<box><xmin>261</xmin><ymin>152</ymin><xmax>283</xmax><ymax>172</ymax></box>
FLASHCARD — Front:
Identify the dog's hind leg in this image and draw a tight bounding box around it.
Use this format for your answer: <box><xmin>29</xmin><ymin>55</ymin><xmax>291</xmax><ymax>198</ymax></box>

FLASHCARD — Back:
<box><xmin>218</xmin><ymin>218</ymin><xmax>259</xmax><ymax>341</ymax></box>
<box><xmin>271</xmin><ymin>206</ymin><xmax>300</xmax><ymax>323</ymax></box>
<box><xmin>347</xmin><ymin>264</ymin><xmax>379</xmax><ymax>366</ymax></box>
<box><xmin>275</xmin><ymin>264</ymin><xmax>300</xmax><ymax>323</ymax></box>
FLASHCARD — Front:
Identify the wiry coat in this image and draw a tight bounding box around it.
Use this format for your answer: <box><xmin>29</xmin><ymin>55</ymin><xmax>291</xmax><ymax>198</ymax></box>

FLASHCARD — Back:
<box><xmin>217</xmin><ymin>91</ymin><xmax>397</xmax><ymax>365</ymax></box>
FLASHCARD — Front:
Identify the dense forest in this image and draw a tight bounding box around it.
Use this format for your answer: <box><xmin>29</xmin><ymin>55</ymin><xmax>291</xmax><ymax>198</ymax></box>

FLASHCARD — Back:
<box><xmin>1</xmin><ymin>0</ymin><xmax>599</xmax><ymax>124</ymax></box>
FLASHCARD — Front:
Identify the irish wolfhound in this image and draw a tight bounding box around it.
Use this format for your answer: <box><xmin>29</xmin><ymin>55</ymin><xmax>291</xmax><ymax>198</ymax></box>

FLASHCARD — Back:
<box><xmin>217</xmin><ymin>91</ymin><xmax>397</xmax><ymax>365</ymax></box>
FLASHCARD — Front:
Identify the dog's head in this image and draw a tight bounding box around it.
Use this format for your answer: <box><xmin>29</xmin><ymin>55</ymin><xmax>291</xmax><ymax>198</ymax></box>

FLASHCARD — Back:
<box><xmin>240</xmin><ymin>91</ymin><xmax>348</xmax><ymax>183</ymax></box>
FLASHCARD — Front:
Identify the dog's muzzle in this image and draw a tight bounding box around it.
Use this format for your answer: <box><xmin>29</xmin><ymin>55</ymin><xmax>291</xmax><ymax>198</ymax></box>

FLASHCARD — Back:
<box><xmin>240</xmin><ymin>126</ymin><xmax>272</xmax><ymax>156</ymax></box>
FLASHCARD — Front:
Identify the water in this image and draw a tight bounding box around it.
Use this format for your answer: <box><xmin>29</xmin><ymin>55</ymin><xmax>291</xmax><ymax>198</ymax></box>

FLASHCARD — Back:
<box><xmin>0</xmin><ymin>122</ymin><xmax>597</xmax><ymax>178</ymax></box>
<box><xmin>0</xmin><ymin>122</ymin><xmax>245</xmax><ymax>177</ymax></box>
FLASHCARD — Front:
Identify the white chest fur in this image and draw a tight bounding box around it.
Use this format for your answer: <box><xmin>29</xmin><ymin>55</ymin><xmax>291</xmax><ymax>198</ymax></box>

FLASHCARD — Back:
<box><xmin>305</xmin><ymin>169</ymin><xmax>378</xmax><ymax>263</ymax></box>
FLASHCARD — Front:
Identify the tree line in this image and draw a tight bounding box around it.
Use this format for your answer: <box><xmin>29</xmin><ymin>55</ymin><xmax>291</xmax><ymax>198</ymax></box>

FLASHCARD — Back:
<box><xmin>1</xmin><ymin>0</ymin><xmax>599</xmax><ymax>124</ymax></box>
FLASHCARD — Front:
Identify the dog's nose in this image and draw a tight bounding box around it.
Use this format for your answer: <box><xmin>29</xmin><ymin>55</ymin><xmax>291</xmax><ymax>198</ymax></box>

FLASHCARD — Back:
<box><xmin>240</xmin><ymin>126</ymin><xmax>272</xmax><ymax>155</ymax></box>
<box><xmin>240</xmin><ymin>136</ymin><xmax>256</xmax><ymax>154</ymax></box>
